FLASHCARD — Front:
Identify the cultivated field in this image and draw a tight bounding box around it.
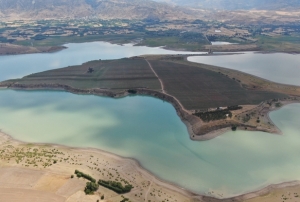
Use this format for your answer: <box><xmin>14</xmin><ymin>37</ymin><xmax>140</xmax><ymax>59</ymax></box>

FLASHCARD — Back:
<box><xmin>5</xmin><ymin>57</ymin><xmax>287</xmax><ymax>111</ymax></box>
<box><xmin>16</xmin><ymin>58</ymin><xmax>161</xmax><ymax>91</ymax></box>
<box><xmin>148</xmin><ymin>60</ymin><xmax>286</xmax><ymax>110</ymax></box>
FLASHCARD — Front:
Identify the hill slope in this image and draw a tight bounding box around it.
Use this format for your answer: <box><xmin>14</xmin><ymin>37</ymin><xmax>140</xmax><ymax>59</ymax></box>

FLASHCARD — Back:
<box><xmin>0</xmin><ymin>0</ymin><xmax>200</xmax><ymax>20</ymax></box>
<box><xmin>154</xmin><ymin>0</ymin><xmax>300</xmax><ymax>10</ymax></box>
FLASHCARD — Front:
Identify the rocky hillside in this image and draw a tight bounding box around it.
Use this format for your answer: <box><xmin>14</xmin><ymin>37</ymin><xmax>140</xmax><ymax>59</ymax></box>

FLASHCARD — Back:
<box><xmin>0</xmin><ymin>0</ymin><xmax>202</xmax><ymax>20</ymax></box>
<box><xmin>154</xmin><ymin>0</ymin><xmax>300</xmax><ymax>10</ymax></box>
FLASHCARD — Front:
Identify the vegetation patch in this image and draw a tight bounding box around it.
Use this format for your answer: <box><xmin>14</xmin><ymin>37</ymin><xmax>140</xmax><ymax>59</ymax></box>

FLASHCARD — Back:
<box><xmin>98</xmin><ymin>179</ymin><xmax>133</xmax><ymax>194</ymax></box>
<box><xmin>194</xmin><ymin>109</ymin><xmax>232</xmax><ymax>122</ymax></box>
<box><xmin>75</xmin><ymin>170</ymin><xmax>96</xmax><ymax>183</ymax></box>
<box><xmin>84</xmin><ymin>181</ymin><xmax>99</xmax><ymax>195</ymax></box>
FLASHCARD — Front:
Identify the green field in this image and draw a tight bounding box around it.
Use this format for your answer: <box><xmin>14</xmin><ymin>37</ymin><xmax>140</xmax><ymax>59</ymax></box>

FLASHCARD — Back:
<box><xmin>14</xmin><ymin>34</ymin><xmax>143</xmax><ymax>47</ymax></box>
<box><xmin>255</xmin><ymin>35</ymin><xmax>300</xmax><ymax>53</ymax></box>
<box><xmin>137</xmin><ymin>36</ymin><xmax>209</xmax><ymax>51</ymax></box>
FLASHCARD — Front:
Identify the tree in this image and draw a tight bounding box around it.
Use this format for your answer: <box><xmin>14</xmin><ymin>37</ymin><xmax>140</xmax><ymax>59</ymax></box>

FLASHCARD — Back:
<box><xmin>88</xmin><ymin>67</ymin><xmax>94</xmax><ymax>73</ymax></box>
<box><xmin>84</xmin><ymin>182</ymin><xmax>99</xmax><ymax>195</ymax></box>
<box><xmin>231</xmin><ymin>126</ymin><xmax>237</xmax><ymax>131</ymax></box>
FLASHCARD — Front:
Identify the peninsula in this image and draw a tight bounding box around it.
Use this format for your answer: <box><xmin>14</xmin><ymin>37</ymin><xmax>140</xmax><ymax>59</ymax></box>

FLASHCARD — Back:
<box><xmin>1</xmin><ymin>54</ymin><xmax>299</xmax><ymax>141</ymax></box>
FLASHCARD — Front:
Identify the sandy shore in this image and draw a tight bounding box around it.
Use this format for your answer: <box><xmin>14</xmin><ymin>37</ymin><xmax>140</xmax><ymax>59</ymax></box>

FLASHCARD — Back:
<box><xmin>1</xmin><ymin>129</ymin><xmax>300</xmax><ymax>202</ymax></box>
<box><xmin>0</xmin><ymin>131</ymin><xmax>199</xmax><ymax>202</ymax></box>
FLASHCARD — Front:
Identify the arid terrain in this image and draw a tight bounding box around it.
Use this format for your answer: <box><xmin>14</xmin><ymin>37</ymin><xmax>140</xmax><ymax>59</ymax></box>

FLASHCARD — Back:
<box><xmin>1</xmin><ymin>130</ymin><xmax>300</xmax><ymax>202</ymax></box>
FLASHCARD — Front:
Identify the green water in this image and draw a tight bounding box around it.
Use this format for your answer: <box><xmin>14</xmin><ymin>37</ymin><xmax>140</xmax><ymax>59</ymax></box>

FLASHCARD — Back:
<box><xmin>0</xmin><ymin>89</ymin><xmax>300</xmax><ymax>197</ymax></box>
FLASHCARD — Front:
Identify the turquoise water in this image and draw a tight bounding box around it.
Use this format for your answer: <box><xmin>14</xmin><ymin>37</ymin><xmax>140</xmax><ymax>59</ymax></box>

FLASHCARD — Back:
<box><xmin>188</xmin><ymin>53</ymin><xmax>300</xmax><ymax>86</ymax></box>
<box><xmin>0</xmin><ymin>42</ymin><xmax>203</xmax><ymax>81</ymax></box>
<box><xmin>0</xmin><ymin>89</ymin><xmax>300</xmax><ymax>197</ymax></box>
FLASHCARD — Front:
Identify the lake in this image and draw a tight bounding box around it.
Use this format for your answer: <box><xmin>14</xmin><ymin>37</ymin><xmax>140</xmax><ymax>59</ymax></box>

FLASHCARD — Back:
<box><xmin>188</xmin><ymin>52</ymin><xmax>300</xmax><ymax>86</ymax></box>
<box><xmin>0</xmin><ymin>41</ymin><xmax>203</xmax><ymax>82</ymax></box>
<box><xmin>0</xmin><ymin>89</ymin><xmax>300</xmax><ymax>197</ymax></box>
<box><xmin>211</xmin><ymin>41</ymin><xmax>238</xmax><ymax>45</ymax></box>
<box><xmin>1</xmin><ymin>42</ymin><xmax>300</xmax><ymax>198</ymax></box>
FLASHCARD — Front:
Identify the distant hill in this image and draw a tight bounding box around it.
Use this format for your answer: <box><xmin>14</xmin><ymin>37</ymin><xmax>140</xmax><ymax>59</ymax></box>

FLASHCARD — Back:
<box><xmin>0</xmin><ymin>0</ymin><xmax>202</xmax><ymax>20</ymax></box>
<box><xmin>154</xmin><ymin>0</ymin><xmax>300</xmax><ymax>10</ymax></box>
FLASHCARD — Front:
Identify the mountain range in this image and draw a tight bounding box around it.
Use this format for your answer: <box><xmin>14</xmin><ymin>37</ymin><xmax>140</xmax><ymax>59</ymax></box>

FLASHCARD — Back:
<box><xmin>0</xmin><ymin>0</ymin><xmax>204</xmax><ymax>20</ymax></box>
<box><xmin>154</xmin><ymin>0</ymin><xmax>300</xmax><ymax>10</ymax></box>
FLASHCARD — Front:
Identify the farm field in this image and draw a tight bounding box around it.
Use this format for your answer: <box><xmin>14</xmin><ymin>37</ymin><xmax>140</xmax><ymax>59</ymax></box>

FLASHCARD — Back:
<box><xmin>13</xmin><ymin>58</ymin><xmax>161</xmax><ymax>91</ymax></box>
<box><xmin>146</xmin><ymin>59</ymin><xmax>286</xmax><ymax>110</ymax></box>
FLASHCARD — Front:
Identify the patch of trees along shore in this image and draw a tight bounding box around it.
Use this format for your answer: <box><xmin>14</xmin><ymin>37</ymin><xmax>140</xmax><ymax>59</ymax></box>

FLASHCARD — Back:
<box><xmin>74</xmin><ymin>170</ymin><xmax>133</xmax><ymax>196</ymax></box>
<box><xmin>194</xmin><ymin>105</ymin><xmax>242</xmax><ymax>122</ymax></box>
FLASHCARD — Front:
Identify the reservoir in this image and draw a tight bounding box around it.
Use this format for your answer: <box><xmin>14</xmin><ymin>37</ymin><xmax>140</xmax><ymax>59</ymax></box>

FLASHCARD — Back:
<box><xmin>1</xmin><ymin>42</ymin><xmax>300</xmax><ymax>197</ymax></box>
<box><xmin>188</xmin><ymin>52</ymin><xmax>300</xmax><ymax>86</ymax></box>
<box><xmin>0</xmin><ymin>41</ymin><xmax>203</xmax><ymax>81</ymax></box>
<box><xmin>0</xmin><ymin>89</ymin><xmax>300</xmax><ymax>197</ymax></box>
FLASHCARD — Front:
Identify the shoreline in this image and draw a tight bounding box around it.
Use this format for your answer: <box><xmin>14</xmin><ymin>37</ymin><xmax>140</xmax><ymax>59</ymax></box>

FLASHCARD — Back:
<box><xmin>1</xmin><ymin>83</ymin><xmax>297</xmax><ymax>142</ymax></box>
<box><xmin>1</xmin><ymin>122</ymin><xmax>300</xmax><ymax>201</ymax></box>
<box><xmin>0</xmin><ymin>43</ymin><xmax>67</xmax><ymax>56</ymax></box>
<box><xmin>0</xmin><ymin>131</ymin><xmax>199</xmax><ymax>200</ymax></box>
<box><xmin>1</xmin><ymin>39</ymin><xmax>300</xmax><ymax>56</ymax></box>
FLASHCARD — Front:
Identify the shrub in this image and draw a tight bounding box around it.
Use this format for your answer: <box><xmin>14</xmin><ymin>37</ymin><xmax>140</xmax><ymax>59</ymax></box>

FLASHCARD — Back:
<box><xmin>98</xmin><ymin>180</ymin><xmax>133</xmax><ymax>194</ymax></box>
<box><xmin>194</xmin><ymin>109</ymin><xmax>232</xmax><ymax>122</ymax></box>
<box><xmin>75</xmin><ymin>170</ymin><xmax>96</xmax><ymax>183</ymax></box>
<box><xmin>128</xmin><ymin>89</ymin><xmax>137</xmax><ymax>94</ymax></box>
<box><xmin>84</xmin><ymin>182</ymin><xmax>99</xmax><ymax>195</ymax></box>
<box><xmin>231</xmin><ymin>126</ymin><xmax>237</xmax><ymax>131</ymax></box>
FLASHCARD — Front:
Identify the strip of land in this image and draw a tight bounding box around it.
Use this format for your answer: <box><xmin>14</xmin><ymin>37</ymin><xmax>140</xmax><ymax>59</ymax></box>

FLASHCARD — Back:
<box><xmin>0</xmin><ymin>43</ymin><xmax>66</xmax><ymax>55</ymax></box>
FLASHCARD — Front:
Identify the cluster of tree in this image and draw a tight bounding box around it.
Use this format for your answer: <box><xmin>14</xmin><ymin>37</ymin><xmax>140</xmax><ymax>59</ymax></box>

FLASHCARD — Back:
<box><xmin>120</xmin><ymin>198</ymin><xmax>129</xmax><ymax>202</ymax></box>
<box><xmin>227</xmin><ymin>105</ymin><xmax>243</xmax><ymax>111</ymax></box>
<box><xmin>87</xmin><ymin>67</ymin><xmax>94</xmax><ymax>73</ymax></box>
<box><xmin>127</xmin><ymin>89</ymin><xmax>137</xmax><ymax>94</ymax></box>
<box><xmin>84</xmin><ymin>181</ymin><xmax>99</xmax><ymax>195</ymax></box>
<box><xmin>194</xmin><ymin>109</ymin><xmax>232</xmax><ymax>122</ymax></box>
<box><xmin>231</xmin><ymin>125</ymin><xmax>237</xmax><ymax>131</ymax></box>
<box><xmin>75</xmin><ymin>170</ymin><xmax>96</xmax><ymax>183</ymax></box>
<box><xmin>98</xmin><ymin>180</ymin><xmax>133</xmax><ymax>194</ymax></box>
<box><xmin>0</xmin><ymin>36</ymin><xmax>15</xmax><ymax>43</ymax></box>
<box><xmin>31</xmin><ymin>34</ymin><xmax>47</xmax><ymax>40</ymax></box>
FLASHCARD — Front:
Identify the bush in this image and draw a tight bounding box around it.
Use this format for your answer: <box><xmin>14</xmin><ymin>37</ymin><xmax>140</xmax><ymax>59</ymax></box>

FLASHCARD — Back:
<box><xmin>128</xmin><ymin>89</ymin><xmax>137</xmax><ymax>94</ymax></box>
<box><xmin>194</xmin><ymin>109</ymin><xmax>232</xmax><ymax>122</ymax></box>
<box><xmin>71</xmin><ymin>175</ymin><xmax>74</xmax><ymax>178</ymax></box>
<box><xmin>227</xmin><ymin>105</ymin><xmax>243</xmax><ymax>111</ymax></box>
<box><xmin>98</xmin><ymin>180</ymin><xmax>133</xmax><ymax>194</ymax></box>
<box><xmin>231</xmin><ymin>126</ymin><xmax>237</xmax><ymax>131</ymax></box>
<box><xmin>84</xmin><ymin>182</ymin><xmax>99</xmax><ymax>195</ymax></box>
<box><xmin>75</xmin><ymin>170</ymin><xmax>96</xmax><ymax>183</ymax></box>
